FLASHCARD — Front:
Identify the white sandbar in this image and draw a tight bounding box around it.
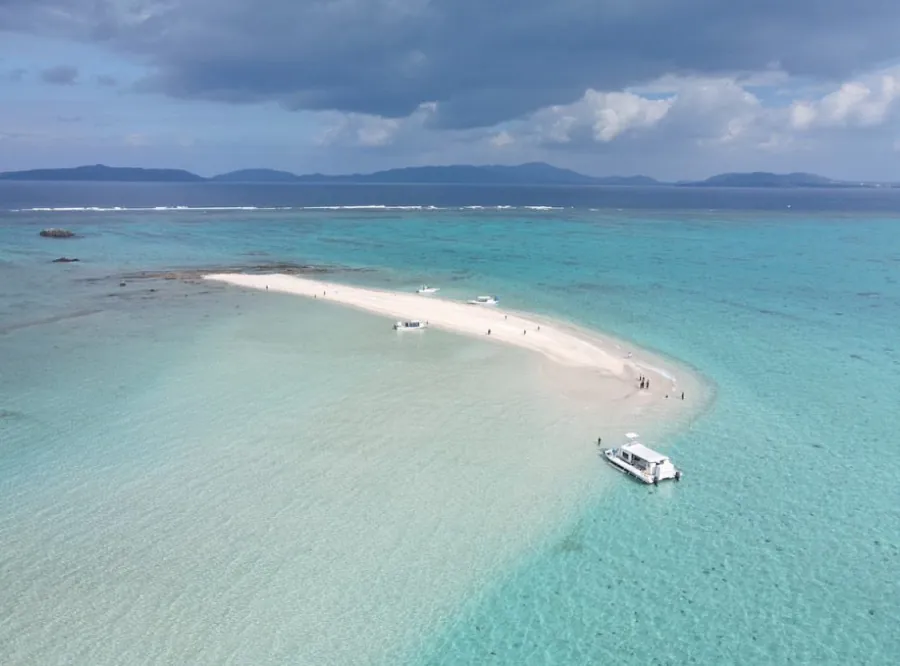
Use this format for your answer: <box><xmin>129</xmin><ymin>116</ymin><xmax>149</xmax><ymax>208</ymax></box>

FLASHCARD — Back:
<box><xmin>206</xmin><ymin>273</ymin><xmax>632</xmax><ymax>376</ymax></box>
<box><xmin>202</xmin><ymin>272</ymin><xmax>710</xmax><ymax>435</ymax></box>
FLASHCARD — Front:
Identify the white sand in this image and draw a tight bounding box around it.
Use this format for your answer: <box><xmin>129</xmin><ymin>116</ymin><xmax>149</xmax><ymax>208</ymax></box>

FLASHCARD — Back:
<box><xmin>204</xmin><ymin>273</ymin><xmax>709</xmax><ymax>434</ymax></box>
<box><xmin>206</xmin><ymin>273</ymin><xmax>634</xmax><ymax>375</ymax></box>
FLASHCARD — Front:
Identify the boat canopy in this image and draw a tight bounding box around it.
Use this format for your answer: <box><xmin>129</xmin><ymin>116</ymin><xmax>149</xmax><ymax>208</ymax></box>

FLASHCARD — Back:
<box><xmin>622</xmin><ymin>443</ymin><xmax>669</xmax><ymax>464</ymax></box>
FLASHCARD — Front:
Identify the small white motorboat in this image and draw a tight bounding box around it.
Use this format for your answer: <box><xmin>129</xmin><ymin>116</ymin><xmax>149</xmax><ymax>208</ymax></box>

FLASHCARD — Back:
<box><xmin>602</xmin><ymin>433</ymin><xmax>682</xmax><ymax>484</ymax></box>
<box><xmin>393</xmin><ymin>320</ymin><xmax>427</xmax><ymax>331</ymax></box>
<box><xmin>416</xmin><ymin>285</ymin><xmax>440</xmax><ymax>294</ymax></box>
<box><xmin>467</xmin><ymin>295</ymin><xmax>499</xmax><ymax>305</ymax></box>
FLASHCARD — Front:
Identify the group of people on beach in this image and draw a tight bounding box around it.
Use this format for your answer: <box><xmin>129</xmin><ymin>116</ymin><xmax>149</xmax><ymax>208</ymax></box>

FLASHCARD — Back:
<box><xmin>638</xmin><ymin>374</ymin><xmax>686</xmax><ymax>400</ymax></box>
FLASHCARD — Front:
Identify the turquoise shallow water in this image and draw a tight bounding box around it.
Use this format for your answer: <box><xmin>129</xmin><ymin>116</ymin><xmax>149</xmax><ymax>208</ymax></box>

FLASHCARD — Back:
<box><xmin>1</xmin><ymin>205</ymin><xmax>899</xmax><ymax>664</ymax></box>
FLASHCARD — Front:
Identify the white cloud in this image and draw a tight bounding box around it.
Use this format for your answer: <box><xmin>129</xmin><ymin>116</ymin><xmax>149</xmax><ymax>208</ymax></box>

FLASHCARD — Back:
<box><xmin>356</xmin><ymin>118</ymin><xmax>400</xmax><ymax>147</ymax></box>
<box><xmin>592</xmin><ymin>91</ymin><xmax>671</xmax><ymax>141</ymax></box>
<box><xmin>628</xmin><ymin>69</ymin><xmax>788</xmax><ymax>95</ymax></box>
<box><xmin>490</xmin><ymin>131</ymin><xmax>514</xmax><ymax>148</ymax></box>
<box><xmin>296</xmin><ymin>65</ymin><xmax>900</xmax><ymax>179</ymax></box>
<box><xmin>790</xmin><ymin>103</ymin><xmax>817</xmax><ymax>131</ymax></box>
<box><xmin>507</xmin><ymin>76</ymin><xmax>771</xmax><ymax>150</ymax></box>
<box><xmin>664</xmin><ymin>78</ymin><xmax>769</xmax><ymax>146</ymax></box>
<box><xmin>789</xmin><ymin>70</ymin><xmax>900</xmax><ymax>130</ymax></box>
<box><xmin>317</xmin><ymin>115</ymin><xmax>398</xmax><ymax>147</ymax></box>
<box><xmin>529</xmin><ymin>90</ymin><xmax>672</xmax><ymax>145</ymax></box>
<box><xmin>316</xmin><ymin>101</ymin><xmax>437</xmax><ymax>148</ymax></box>
<box><xmin>504</xmin><ymin>68</ymin><xmax>900</xmax><ymax>156</ymax></box>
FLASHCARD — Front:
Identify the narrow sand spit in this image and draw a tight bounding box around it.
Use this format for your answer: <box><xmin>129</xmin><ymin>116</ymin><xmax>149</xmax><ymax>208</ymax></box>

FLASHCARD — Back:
<box><xmin>203</xmin><ymin>274</ymin><xmax>706</xmax><ymax>423</ymax></box>
<box><xmin>205</xmin><ymin>273</ymin><xmax>634</xmax><ymax>372</ymax></box>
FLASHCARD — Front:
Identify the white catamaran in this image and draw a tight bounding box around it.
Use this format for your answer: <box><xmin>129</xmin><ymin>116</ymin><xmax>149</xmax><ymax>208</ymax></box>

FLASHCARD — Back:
<box><xmin>603</xmin><ymin>433</ymin><xmax>682</xmax><ymax>484</ymax></box>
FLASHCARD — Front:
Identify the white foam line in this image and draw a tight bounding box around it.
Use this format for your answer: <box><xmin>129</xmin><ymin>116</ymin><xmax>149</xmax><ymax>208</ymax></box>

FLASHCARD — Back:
<box><xmin>8</xmin><ymin>205</ymin><xmax>573</xmax><ymax>213</ymax></box>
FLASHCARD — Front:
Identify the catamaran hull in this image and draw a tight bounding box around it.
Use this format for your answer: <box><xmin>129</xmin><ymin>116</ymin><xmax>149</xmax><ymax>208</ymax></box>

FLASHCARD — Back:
<box><xmin>603</xmin><ymin>449</ymin><xmax>682</xmax><ymax>484</ymax></box>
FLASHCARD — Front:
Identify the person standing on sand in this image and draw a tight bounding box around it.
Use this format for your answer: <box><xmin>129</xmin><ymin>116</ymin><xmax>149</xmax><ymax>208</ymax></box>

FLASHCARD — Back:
<box><xmin>681</xmin><ymin>392</ymin><xmax>685</xmax><ymax>400</ymax></box>
<box><xmin>487</xmin><ymin>329</ymin><xmax>491</xmax><ymax>335</ymax></box>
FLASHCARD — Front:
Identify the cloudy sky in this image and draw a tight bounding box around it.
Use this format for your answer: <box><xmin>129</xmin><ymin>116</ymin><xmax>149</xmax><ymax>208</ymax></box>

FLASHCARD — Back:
<box><xmin>1</xmin><ymin>0</ymin><xmax>899</xmax><ymax>179</ymax></box>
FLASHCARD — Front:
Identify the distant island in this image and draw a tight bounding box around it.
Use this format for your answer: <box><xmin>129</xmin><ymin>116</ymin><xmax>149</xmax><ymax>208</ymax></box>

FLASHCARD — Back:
<box><xmin>0</xmin><ymin>163</ymin><xmax>894</xmax><ymax>188</ymax></box>
<box><xmin>209</xmin><ymin>169</ymin><xmax>301</xmax><ymax>183</ymax></box>
<box><xmin>675</xmin><ymin>172</ymin><xmax>890</xmax><ymax>188</ymax></box>
<box><xmin>0</xmin><ymin>164</ymin><xmax>206</xmax><ymax>183</ymax></box>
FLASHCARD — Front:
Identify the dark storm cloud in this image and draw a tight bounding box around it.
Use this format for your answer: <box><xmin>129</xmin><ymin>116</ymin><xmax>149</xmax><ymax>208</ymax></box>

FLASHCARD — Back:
<box><xmin>40</xmin><ymin>64</ymin><xmax>79</xmax><ymax>85</ymax></box>
<box><xmin>2</xmin><ymin>1</ymin><xmax>899</xmax><ymax>126</ymax></box>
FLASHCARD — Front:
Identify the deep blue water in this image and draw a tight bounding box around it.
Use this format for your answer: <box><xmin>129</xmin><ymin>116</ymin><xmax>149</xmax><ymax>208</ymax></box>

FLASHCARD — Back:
<box><xmin>4</xmin><ymin>181</ymin><xmax>900</xmax><ymax>212</ymax></box>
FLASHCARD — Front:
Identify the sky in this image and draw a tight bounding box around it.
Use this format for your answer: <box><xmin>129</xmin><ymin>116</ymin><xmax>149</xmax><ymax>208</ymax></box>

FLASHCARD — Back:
<box><xmin>1</xmin><ymin>0</ymin><xmax>900</xmax><ymax>180</ymax></box>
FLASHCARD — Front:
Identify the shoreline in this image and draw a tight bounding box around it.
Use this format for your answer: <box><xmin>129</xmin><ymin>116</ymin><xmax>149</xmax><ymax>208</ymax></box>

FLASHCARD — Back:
<box><xmin>204</xmin><ymin>272</ymin><xmax>711</xmax><ymax>442</ymax></box>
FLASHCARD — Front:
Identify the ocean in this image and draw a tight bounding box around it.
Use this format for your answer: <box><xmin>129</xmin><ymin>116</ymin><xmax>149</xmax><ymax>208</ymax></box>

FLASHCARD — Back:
<box><xmin>1</xmin><ymin>183</ymin><xmax>898</xmax><ymax>665</ymax></box>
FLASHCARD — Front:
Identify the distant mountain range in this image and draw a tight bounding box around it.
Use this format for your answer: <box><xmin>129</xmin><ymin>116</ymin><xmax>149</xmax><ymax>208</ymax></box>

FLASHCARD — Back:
<box><xmin>0</xmin><ymin>163</ymin><xmax>895</xmax><ymax>188</ymax></box>
<box><xmin>675</xmin><ymin>171</ymin><xmax>888</xmax><ymax>188</ymax></box>
<box><xmin>0</xmin><ymin>164</ymin><xmax>206</xmax><ymax>183</ymax></box>
<box><xmin>210</xmin><ymin>168</ymin><xmax>301</xmax><ymax>183</ymax></box>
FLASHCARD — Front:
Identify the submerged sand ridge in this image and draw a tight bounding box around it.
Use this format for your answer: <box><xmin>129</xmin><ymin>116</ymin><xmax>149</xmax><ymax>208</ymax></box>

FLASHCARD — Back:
<box><xmin>206</xmin><ymin>273</ymin><xmax>633</xmax><ymax>376</ymax></box>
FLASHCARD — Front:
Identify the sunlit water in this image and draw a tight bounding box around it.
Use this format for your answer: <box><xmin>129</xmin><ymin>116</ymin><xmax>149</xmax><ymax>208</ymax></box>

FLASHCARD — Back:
<box><xmin>1</xmin><ymin>188</ymin><xmax>898</xmax><ymax>665</ymax></box>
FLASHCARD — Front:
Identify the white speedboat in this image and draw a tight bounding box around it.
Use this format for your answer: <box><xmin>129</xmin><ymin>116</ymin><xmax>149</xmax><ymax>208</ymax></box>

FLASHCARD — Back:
<box><xmin>416</xmin><ymin>285</ymin><xmax>440</xmax><ymax>294</ymax></box>
<box><xmin>393</xmin><ymin>320</ymin><xmax>427</xmax><ymax>331</ymax></box>
<box><xmin>602</xmin><ymin>433</ymin><xmax>682</xmax><ymax>484</ymax></box>
<box><xmin>467</xmin><ymin>295</ymin><xmax>499</xmax><ymax>305</ymax></box>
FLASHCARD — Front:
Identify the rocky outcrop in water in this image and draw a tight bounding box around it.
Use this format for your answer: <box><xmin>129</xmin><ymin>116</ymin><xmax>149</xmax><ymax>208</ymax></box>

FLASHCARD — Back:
<box><xmin>52</xmin><ymin>257</ymin><xmax>80</xmax><ymax>263</ymax></box>
<box><xmin>40</xmin><ymin>228</ymin><xmax>75</xmax><ymax>238</ymax></box>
